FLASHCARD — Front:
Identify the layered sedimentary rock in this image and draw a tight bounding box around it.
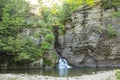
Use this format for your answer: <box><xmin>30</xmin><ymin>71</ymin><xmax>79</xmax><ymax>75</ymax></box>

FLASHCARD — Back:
<box><xmin>62</xmin><ymin>4</ymin><xmax>120</xmax><ymax>67</ymax></box>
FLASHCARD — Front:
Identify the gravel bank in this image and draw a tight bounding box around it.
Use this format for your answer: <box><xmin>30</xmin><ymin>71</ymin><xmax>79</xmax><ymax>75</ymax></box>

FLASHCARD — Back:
<box><xmin>0</xmin><ymin>71</ymin><xmax>117</xmax><ymax>80</ymax></box>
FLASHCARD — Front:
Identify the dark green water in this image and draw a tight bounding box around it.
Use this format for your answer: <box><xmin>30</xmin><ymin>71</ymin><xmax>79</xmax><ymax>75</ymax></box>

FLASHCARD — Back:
<box><xmin>0</xmin><ymin>68</ymin><xmax>116</xmax><ymax>77</ymax></box>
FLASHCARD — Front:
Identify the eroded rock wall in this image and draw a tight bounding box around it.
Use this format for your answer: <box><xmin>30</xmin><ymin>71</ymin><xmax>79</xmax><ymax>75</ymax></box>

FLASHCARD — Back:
<box><xmin>62</xmin><ymin>4</ymin><xmax>120</xmax><ymax>67</ymax></box>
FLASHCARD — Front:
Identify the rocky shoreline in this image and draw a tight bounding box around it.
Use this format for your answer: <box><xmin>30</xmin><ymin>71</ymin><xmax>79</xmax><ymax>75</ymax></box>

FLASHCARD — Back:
<box><xmin>0</xmin><ymin>70</ymin><xmax>117</xmax><ymax>80</ymax></box>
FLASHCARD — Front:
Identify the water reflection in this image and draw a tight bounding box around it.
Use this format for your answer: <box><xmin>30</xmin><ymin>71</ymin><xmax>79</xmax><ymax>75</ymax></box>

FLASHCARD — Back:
<box><xmin>0</xmin><ymin>67</ymin><xmax>116</xmax><ymax>77</ymax></box>
<box><xmin>59</xmin><ymin>68</ymin><xmax>68</xmax><ymax>77</ymax></box>
<box><xmin>58</xmin><ymin>57</ymin><xmax>72</xmax><ymax>77</ymax></box>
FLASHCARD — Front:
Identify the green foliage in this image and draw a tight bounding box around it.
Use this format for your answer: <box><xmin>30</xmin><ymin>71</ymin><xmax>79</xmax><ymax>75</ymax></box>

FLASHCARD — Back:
<box><xmin>41</xmin><ymin>41</ymin><xmax>51</xmax><ymax>50</ymax></box>
<box><xmin>110</xmin><ymin>11</ymin><xmax>120</xmax><ymax>18</ymax></box>
<box><xmin>45</xmin><ymin>34</ymin><xmax>54</xmax><ymax>43</ymax></box>
<box><xmin>14</xmin><ymin>52</ymin><xmax>31</xmax><ymax>62</ymax></box>
<box><xmin>43</xmin><ymin>58</ymin><xmax>52</xmax><ymax>66</ymax></box>
<box><xmin>0</xmin><ymin>0</ymin><xmax>30</xmax><ymax>37</ymax></box>
<box><xmin>0</xmin><ymin>36</ymin><xmax>43</xmax><ymax>62</ymax></box>
<box><xmin>39</xmin><ymin>0</ymin><xmax>95</xmax><ymax>35</ymax></box>
<box><xmin>101</xmin><ymin>0</ymin><xmax>120</xmax><ymax>10</ymax></box>
<box><xmin>107</xmin><ymin>25</ymin><xmax>117</xmax><ymax>38</ymax></box>
<box><xmin>51</xmin><ymin>52</ymin><xmax>57</xmax><ymax>60</ymax></box>
<box><xmin>115</xmin><ymin>69</ymin><xmax>120</xmax><ymax>80</ymax></box>
<box><xmin>0</xmin><ymin>0</ymin><xmax>9</xmax><ymax>20</ymax></box>
<box><xmin>0</xmin><ymin>0</ymin><xmax>44</xmax><ymax>63</ymax></box>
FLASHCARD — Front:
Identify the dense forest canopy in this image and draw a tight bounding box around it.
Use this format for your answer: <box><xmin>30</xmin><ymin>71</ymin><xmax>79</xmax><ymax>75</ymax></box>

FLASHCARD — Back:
<box><xmin>0</xmin><ymin>0</ymin><xmax>120</xmax><ymax>64</ymax></box>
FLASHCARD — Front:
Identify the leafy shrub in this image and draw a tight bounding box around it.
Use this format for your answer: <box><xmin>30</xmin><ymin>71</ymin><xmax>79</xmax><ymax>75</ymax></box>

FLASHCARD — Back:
<box><xmin>0</xmin><ymin>0</ymin><xmax>40</xmax><ymax>63</ymax></box>
<box><xmin>45</xmin><ymin>34</ymin><xmax>54</xmax><ymax>43</ymax></box>
<box><xmin>41</xmin><ymin>41</ymin><xmax>51</xmax><ymax>50</ymax></box>
<box><xmin>115</xmin><ymin>69</ymin><xmax>120</xmax><ymax>80</ymax></box>
<box><xmin>101</xmin><ymin>0</ymin><xmax>120</xmax><ymax>10</ymax></box>
<box><xmin>107</xmin><ymin>25</ymin><xmax>117</xmax><ymax>38</ymax></box>
<box><xmin>111</xmin><ymin>11</ymin><xmax>120</xmax><ymax>18</ymax></box>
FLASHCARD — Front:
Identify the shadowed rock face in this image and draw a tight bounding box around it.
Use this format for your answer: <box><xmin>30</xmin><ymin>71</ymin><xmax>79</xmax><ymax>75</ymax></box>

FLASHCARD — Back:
<box><xmin>61</xmin><ymin>4</ymin><xmax>120</xmax><ymax>67</ymax></box>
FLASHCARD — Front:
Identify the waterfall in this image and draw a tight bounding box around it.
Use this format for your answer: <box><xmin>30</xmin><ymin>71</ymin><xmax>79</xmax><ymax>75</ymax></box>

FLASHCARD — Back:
<box><xmin>58</xmin><ymin>57</ymin><xmax>71</xmax><ymax>77</ymax></box>
<box><xmin>58</xmin><ymin>57</ymin><xmax>71</xmax><ymax>69</ymax></box>
<box><xmin>55</xmin><ymin>48</ymin><xmax>71</xmax><ymax>69</ymax></box>
<box><xmin>55</xmin><ymin>48</ymin><xmax>71</xmax><ymax>77</ymax></box>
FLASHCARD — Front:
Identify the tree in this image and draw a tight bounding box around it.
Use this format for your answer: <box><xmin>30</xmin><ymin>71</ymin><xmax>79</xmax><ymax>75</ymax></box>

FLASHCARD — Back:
<box><xmin>0</xmin><ymin>0</ymin><xmax>42</xmax><ymax>63</ymax></box>
<box><xmin>0</xmin><ymin>0</ymin><xmax>9</xmax><ymax>21</ymax></box>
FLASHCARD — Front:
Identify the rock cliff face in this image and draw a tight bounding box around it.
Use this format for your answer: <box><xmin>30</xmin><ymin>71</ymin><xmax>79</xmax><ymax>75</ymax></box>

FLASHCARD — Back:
<box><xmin>62</xmin><ymin>4</ymin><xmax>120</xmax><ymax>67</ymax></box>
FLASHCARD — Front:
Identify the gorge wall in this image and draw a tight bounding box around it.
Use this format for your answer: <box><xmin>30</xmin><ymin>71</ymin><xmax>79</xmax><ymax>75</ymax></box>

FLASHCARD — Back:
<box><xmin>1</xmin><ymin>2</ymin><xmax>120</xmax><ymax>69</ymax></box>
<box><xmin>61</xmin><ymin>4</ymin><xmax>120</xmax><ymax>67</ymax></box>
